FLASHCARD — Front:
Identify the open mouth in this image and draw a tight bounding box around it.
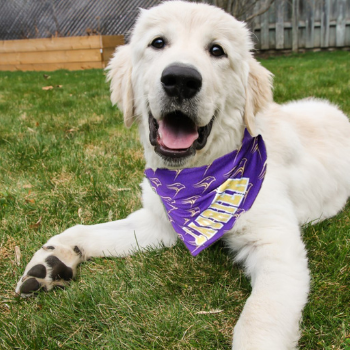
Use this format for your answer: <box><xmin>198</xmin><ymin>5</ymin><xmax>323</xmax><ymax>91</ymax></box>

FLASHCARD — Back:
<box><xmin>149</xmin><ymin>111</ymin><xmax>214</xmax><ymax>160</ymax></box>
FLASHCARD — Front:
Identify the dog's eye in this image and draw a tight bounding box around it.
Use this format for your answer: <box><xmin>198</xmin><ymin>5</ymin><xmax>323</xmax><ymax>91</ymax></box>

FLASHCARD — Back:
<box><xmin>151</xmin><ymin>37</ymin><xmax>166</xmax><ymax>49</ymax></box>
<box><xmin>209</xmin><ymin>44</ymin><xmax>225</xmax><ymax>57</ymax></box>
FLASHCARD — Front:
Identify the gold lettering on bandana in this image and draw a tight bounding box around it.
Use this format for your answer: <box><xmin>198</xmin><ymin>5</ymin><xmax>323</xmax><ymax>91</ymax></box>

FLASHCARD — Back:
<box><xmin>183</xmin><ymin>177</ymin><xmax>249</xmax><ymax>244</ymax></box>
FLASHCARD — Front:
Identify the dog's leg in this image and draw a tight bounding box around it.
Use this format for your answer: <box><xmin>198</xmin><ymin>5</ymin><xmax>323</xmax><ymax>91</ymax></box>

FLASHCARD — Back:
<box><xmin>15</xmin><ymin>181</ymin><xmax>177</xmax><ymax>296</ymax></box>
<box><xmin>229</xmin><ymin>204</ymin><xmax>310</xmax><ymax>349</ymax></box>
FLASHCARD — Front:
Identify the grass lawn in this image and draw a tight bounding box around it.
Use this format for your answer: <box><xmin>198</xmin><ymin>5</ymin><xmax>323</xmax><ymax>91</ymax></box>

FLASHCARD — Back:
<box><xmin>0</xmin><ymin>51</ymin><xmax>350</xmax><ymax>349</ymax></box>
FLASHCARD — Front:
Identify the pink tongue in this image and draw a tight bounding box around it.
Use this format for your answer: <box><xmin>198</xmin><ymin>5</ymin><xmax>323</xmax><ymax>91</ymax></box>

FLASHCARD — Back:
<box><xmin>158</xmin><ymin>119</ymin><xmax>198</xmax><ymax>149</ymax></box>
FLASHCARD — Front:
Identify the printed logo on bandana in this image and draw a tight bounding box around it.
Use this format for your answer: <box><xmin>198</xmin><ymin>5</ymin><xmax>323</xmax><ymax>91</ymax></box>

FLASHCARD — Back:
<box><xmin>145</xmin><ymin>129</ymin><xmax>267</xmax><ymax>256</ymax></box>
<box><xmin>183</xmin><ymin>177</ymin><xmax>249</xmax><ymax>247</ymax></box>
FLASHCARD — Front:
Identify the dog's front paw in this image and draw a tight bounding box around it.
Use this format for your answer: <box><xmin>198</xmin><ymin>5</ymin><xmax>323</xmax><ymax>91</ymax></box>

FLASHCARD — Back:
<box><xmin>15</xmin><ymin>244</ymin><xmax>83</xmax><ymax>297</ymax></box>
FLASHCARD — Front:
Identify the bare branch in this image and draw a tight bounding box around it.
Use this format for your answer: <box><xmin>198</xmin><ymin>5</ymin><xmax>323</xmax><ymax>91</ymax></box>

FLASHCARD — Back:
<box><xmin>236</xmin><ymin>0</ymin><xmax>260</xmax><ymax>19</ymax></box>
<box><xmin>186</xmin><ymin>0</ymin><xmax>275</xmax><ymax>22</ymax></box>
<box><xmin>245</xmin><ymin>0</ymin><xmax>275</xmax><ymax>21</ymax></box>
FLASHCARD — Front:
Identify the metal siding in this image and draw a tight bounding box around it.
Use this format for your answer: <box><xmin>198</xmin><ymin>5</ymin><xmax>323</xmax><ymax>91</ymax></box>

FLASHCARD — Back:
<box><xmin>0</xmin><ymin>0</ymin><xmax>160</xmax><ymax>40</ymax></box>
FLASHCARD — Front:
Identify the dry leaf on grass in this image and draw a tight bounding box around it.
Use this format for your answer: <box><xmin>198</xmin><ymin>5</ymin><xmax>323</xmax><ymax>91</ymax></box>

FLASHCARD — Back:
<box><xmin>15</xmin><ymin>246</ymin><xmax>21</xmax><ymax>266</ymax></box>
<box><xmin>42</xmin><ymin>85</ymin><xmax>62</xmax><ymax>90</ymax></box>
<box><xmin>29</xmin><ymin>217</ymin><xmax>42</xmax><ymax>229</ymax></box>
<box><xmin>0</xmin><ymin>237</ymin><xmax>17</xmax><ymax>261</ymax></box>
<box><xmin>196</xmin><ymin>309</ymin><xmax>223</xmax><ymax>315</ymax></box>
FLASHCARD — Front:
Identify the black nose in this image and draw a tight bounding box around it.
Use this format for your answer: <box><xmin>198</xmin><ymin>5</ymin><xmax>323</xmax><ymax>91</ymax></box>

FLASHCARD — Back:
<box><xmin>161</xmin><ymin>64</ymin><xmax>202</xmax><ymax>100</ymax></box>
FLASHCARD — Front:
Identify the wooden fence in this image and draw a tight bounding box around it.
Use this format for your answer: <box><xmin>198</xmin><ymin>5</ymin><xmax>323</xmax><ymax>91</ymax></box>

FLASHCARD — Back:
<box><xmin>250</xmin><ymin>0</ymin><xmax>350</xmax><ymax>51</ymax></box>
<box><xmin>0</xmin><ymin>35</ymin><xmax>123</xmax><ymax>71</ymax></box>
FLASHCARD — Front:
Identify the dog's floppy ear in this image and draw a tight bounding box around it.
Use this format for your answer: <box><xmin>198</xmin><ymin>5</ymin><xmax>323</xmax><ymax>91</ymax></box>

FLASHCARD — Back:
<box><xmin>106</xmin><ymin>45</ymin><xmax>134</xmax><ymax>128</ymax></box>
<box><xmin>244</xmin><ymin>58</ymin><xmax>273</xmax><ymax>134</ymax></box>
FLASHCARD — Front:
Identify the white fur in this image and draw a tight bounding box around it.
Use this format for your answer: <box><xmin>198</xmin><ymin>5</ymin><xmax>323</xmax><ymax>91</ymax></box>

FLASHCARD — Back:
<box><xmin>16</xmin><ymin>2</ymin><xmax>350</xmax><ymax>349</ymax></box>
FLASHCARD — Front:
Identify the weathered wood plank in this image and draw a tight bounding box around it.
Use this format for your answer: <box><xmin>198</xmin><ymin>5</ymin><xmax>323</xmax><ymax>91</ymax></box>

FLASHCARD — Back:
<box><xmin>102</xmin><ymin>48</ymin><xmax>116</xmax><ymax>64</ymax></box>
<box><xmin>276</xmin><ymin>0</ymin><xmax>285</xmax><ymax>49</ymax></box>
<box><xmin>0</xmin><ymin>49</ymin><xmax>102</xmax><ymax>65</ymax></box>
<box><xmin>101</xmin><ymin>35</ymin><xmax>124</xmax><ymax>48</ymax></box>
<box><xmin>292</xmin><ymin>0</ymin><xmax>299</xmax><ymax>51</ymax></box>
<box><xmin>330</xmin><ymin>26</ymin><xmax>337</xmax><ymax>46</ymax></box>
<box><xmin>336</xmin><ymin>0</ymin><xmax>346</xmax><ymax>46</ymax></box>
<box><xmin>346</xmin><ymin>25</ymin><xmax>350</xmax><ymax>46</ymax></box>
<box><xmin>251</xmin><ymin>1</ymin><xmax>262</xmax><ymax>50</ymax></box>
<box><xmin>0</xmin><ymin>35</ymin><xmax>124</xmax><ymax>53</ymax></box>
<box><xmin>0</xmin><ymin>61</ymin><xmax>103</xmax><ymax>71</ymax></box>
<box><xmin>305</xmin><ymin>0</ymin><xmax>315</xmax><ymax>48</ymax></box>
<box><xmin>321</xmin><ymin>0</ymin><xmax>330</xmax><ymax>47</ymax></box>
<box><xmin>0</xmin><ymin>36</ymin><xmax>100</xmax><ymax>53</ymax></box>
<box><xmin>261</xmin><ymin>3</ymin><xmax>270</xmax><ymax>50</ymax></box>
<box><xmin>314</xmin><ymin>26</ymin><xmax>321</xmax><ymax>47</ymax></box>
<box><xmin>285</xmin><ymin>27</ymin><xmax>293</xmax><ymax>49</ymax></box>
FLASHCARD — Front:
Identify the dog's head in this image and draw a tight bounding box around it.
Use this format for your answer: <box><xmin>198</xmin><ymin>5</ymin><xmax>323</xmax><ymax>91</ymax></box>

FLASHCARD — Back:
<box><xmin>107</xmin><ymin>1</ymin><xmax>272</xmax><ymax>168</ymax></box>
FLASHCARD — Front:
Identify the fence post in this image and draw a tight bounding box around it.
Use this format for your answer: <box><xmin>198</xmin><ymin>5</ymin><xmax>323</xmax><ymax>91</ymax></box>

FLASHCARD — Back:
<box><xmin>305</xmin><ymin>0</ymin><xmax>315</xmax><ymax>48</ymax></box>
<box><xmin>276</xmin><ymin>0</ymin><xmax>284</xmax><ymax>49</ymax></box>
<box><xmin>292</xmin><ymin>0</ymin><xmax>299</xmax><ymax>52</ymax></box>
<box><xmin>261</xmin><ymin>3</ymin><xmax>270</xmax><ymax>50</ymax></box>
<box><xmin>321</xmin><ymin>0</ymin><xmax>330</xmax><ymax>47</ymax></box>
<box><xmin>336</xmin><ymin>0</ymin><xmax>346</xmax><ymax>47</ymax></box>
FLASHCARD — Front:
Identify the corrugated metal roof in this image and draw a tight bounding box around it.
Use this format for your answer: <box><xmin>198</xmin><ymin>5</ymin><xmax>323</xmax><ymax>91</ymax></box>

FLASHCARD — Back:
<box><xmin>0</xmin><ymin>0</ymin><xmax>161</xmax><ymax>41</ymax></box>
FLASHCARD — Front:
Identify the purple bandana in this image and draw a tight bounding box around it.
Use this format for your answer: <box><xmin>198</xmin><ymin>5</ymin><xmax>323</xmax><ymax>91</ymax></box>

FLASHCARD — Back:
<box><xmin>145</xmin><ymin>129</ymin><xmax>267</xmax><ymax>256</ymax></box>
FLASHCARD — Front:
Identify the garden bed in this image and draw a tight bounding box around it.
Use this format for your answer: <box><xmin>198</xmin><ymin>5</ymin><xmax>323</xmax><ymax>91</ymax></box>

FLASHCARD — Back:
<box><xmin>0</xmin><ymin>35</ymin><xmax>124</xmax><ymax>71</ymax></box>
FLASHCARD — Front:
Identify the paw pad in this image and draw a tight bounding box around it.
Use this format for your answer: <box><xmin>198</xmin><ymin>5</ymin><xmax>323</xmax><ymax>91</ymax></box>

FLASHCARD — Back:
<box><xmin>20</xmin><ymin>278</ymin><xmax>41</xmax><ymax>294</ymax></box>
<box><xmin>17</xmin><ymin>244</ymin><xmax>82</xmax><ymax>296</ymax></box>
<box><xmin>26</xmin><ymin>264</ymin><xmax>46</xmax><ymax>279</ymax></box>
<box><xmin>46</xmin><ymin>256</ymin><xmax>73</xmax><ymax>281</ymax></box>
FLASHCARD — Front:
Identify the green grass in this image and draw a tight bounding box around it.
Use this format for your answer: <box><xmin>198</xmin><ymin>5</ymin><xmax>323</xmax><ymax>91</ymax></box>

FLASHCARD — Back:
<box><xmin>0</xmin><ymin>51</ymin><xmax>350</xmax><ymax>349</ymax></box>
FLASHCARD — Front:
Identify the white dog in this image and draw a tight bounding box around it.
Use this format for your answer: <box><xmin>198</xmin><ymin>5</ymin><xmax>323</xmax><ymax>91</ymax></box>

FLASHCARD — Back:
<box><xmin>16</xmin><ymin>1</ymin><xmax>350</xmax><ymax>348</ymax></box>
